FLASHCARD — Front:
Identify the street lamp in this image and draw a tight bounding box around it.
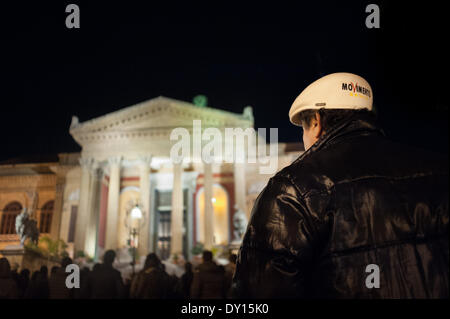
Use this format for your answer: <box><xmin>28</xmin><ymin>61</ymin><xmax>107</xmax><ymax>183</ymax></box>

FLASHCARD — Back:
<box><xmin>131</xmin><ymin>205</ymin><xmax>143</xmax><ymax>219</ymax></box>
<box><xmin>125</xmin><ymin>203</ymin><xmax>144</xmax><ymax>275</ymax></box>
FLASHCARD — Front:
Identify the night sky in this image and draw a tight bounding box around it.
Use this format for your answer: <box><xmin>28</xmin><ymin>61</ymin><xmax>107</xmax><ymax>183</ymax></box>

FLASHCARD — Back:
<box><xmin>2</xmin><ymin>1</ymin><xmax>448</xmax><ymax>162</ymax></box>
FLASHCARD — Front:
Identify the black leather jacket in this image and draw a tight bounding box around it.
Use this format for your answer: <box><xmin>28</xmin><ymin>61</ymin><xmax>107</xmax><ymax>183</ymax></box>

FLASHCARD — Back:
<box><xmin>233</xmin><ymin>112</ymin><xmax>448</xmax><ymax>298</ymax></box>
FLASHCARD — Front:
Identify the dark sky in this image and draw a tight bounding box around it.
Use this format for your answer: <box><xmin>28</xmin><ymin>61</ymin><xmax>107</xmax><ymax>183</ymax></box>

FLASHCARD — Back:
<box><xmin>2</xmin><ymin>1</ymin><xmax>448</xmax><ymax>161</ymax></box>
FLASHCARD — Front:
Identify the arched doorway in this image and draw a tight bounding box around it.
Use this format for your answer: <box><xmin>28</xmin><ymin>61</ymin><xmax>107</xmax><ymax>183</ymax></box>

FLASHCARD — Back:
<box><xmin>196</xmin><ymin>184</ymin><xmax>229</xmax><ymax>245</ymax></box>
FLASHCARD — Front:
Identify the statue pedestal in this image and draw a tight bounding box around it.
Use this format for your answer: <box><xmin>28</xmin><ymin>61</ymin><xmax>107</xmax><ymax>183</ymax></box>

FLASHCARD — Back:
<box><xmin>0</xmin><ymin>245</ymin><xmax>60</xmax><ymax>272</ymax></box>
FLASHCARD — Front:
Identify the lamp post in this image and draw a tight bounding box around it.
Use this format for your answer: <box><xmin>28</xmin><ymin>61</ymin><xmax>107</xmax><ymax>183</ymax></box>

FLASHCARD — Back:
<box><xmin>126</xmin><ymin>203</ymin><xmax>144</xmax><ymax>275</ymax></box>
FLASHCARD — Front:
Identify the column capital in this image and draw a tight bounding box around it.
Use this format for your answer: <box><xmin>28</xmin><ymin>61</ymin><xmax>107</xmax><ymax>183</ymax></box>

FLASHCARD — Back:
<box><xmin>173</xmin><ymin>160</ymin><xmax>194</xmax><ymax>171</ymax></box>
<box><xmin>99</xmin><ymin>165</ymin><xmax>109</xmax><ymax>178</ymax></box>
<box><xmin>79</xmin><ymin>157</ymin><xmax>94</xmax><ymax>169</ymax></box>
<box><xmin>89</xmin><ymin>158</ymin><xmax>99</xmax><ymax>170</ymax></box>
<box><xmin>171</xmin><ymin>155</ymin><xmax>184</xmax><ymax>166</ymax></box>
<box><xmin>89</xmin><ymin>161</ymin><xmax>103</xmax><ymax>179</ymax></box>
<box><xmin>137</xmin><ymin>155</ymin><xmax>153</xmax><ymax>168</ymax></box>
<box><xmin>107</xmin><ymin>156</ymin><xmax>122</xmax><ymax>166</ymax></box>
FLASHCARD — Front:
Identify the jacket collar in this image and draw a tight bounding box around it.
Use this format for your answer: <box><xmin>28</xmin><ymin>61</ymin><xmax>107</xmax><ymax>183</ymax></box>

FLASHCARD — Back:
<box><xmin>295</xmin><ymin>112</ymin><xmax>385</xmax><ymax>163</ymax></box>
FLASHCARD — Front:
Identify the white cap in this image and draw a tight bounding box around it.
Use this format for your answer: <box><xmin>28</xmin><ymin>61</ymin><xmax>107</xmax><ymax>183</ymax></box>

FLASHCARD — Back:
<box><xmin>289</xmin><ymin>72</ymin><xmax>373</xmax><ymax>126</ymax></box>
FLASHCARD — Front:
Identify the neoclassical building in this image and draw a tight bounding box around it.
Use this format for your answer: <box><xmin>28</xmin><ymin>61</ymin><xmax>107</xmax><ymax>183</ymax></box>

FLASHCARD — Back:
<box><xmin>0</xmin><ymin>97</ymin><xmax>303</xmax><ymax>261</ymax></box>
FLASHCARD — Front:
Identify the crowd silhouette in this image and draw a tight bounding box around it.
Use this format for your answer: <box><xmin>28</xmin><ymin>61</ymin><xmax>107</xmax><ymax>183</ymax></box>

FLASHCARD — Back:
<box><xmin>0</xmin><ymin>250</ymin><xmax>237</xmax><ymax>299</ymax></box>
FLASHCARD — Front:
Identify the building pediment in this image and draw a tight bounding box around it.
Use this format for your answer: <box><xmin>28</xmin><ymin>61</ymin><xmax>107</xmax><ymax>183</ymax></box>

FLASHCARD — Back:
<box><xmin>69</xmin><ymin>96</ymin><xmax>255</xmax><ymax>160</ymax></box>
<box><xmin>70</xmin><ymin>96</ymin><xmax>253</xmax><ymax>142</ymax></box>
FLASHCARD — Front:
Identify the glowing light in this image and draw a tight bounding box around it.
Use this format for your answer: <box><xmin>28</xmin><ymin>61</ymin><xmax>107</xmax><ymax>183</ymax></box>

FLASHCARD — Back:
<box><xmin>130</xmin><ymin>205</ymin><xmax>142</xmax><ymax>219</ymax></box>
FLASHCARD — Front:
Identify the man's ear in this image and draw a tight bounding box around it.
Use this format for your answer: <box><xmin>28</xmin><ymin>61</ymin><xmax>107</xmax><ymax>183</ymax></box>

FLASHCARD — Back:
<box><xmin>314</xmin><ymin>112</ymin><xmax>323</xmax><ymax>138</ymax></box>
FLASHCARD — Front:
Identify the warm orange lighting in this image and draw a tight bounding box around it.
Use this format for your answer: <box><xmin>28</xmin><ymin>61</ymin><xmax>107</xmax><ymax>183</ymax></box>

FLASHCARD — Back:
<box><xmin>197</xmin><ymin>185</ymin><xmax>229</xmax><ymax>245</ymax></box>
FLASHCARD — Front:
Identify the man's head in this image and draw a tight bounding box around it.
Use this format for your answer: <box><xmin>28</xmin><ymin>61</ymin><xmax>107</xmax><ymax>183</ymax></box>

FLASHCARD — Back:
<box><xmin>0</xmin><ymin>258</ymin><xmax>11</xmax><ymax>278</ymax></box>
<box><xmin>289</xmin><ymin>72</ymin><xmax>374</xmax><ymax>150</ymax></box>
<box><xmin>202</xmin><ymin>250</ymin><xmax>213</xmax><ymax>262</ymax></box>
<box><xmin>297</xmin><ymin>108</ymin><xmax>372</xmax><ymax>150</ymax></box>
<box><xmin>103</xmin><ymin>249</ymin><xmax>116</xmax><ymax>265</ymax></box>
<box><xmin>61</xmin><ymin>257</ymin><xmax>73</xmax><ymax>268</ymax></box>
<box><xmin>144</xmin><ymin>253</ymin><xmax>161</xmax><ymax>269</ymax></box>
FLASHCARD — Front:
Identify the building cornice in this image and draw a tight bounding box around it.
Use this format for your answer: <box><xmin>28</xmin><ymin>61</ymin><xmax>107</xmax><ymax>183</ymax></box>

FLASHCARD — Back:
<box><xmin>70</xmin><ymin>97</ymin><xmax>254</xmax><ymax>148</ymax></box>
<box><xmin>0</xmin><ymin>175</ymin><xmax>56</xmax><ymax>189</ymax></box>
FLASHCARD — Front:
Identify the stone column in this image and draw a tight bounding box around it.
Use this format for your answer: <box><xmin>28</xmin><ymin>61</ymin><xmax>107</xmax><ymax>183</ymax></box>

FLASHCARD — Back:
<box><xmin>105</xmin><ymin>156</ymin><xmax>122</xmax><ymax>250</ymax></box>
<box><xmin>234</xmin><ymin>162</ymin><xmax>248</xmax><ymax>218</ymax></box>
<box><xmin>170</xmin><ymin>162</ymin><xmax>183</xmax><ymax>255</ymax></box>
<box><xmin>85</xmin><ymin>161</ymin><xmax>102</xmax><ymax>259</ymax></box>
<box><xmin>138</xmin><ymin>155</ymin><xmax>152</xmax><ymax>256</ymax></box>
<box><xmin>74</xmin><ymin>157</ymin><xmax>93</xmax><ymax>254</ymax></box>
<box><xmin>203</xmin><ymin>162</ymin><xmax>214</xmax><ymax>249</ymax></box>
<box><xmin>50</xmin><ymin>172</ymin><xmax>67</xmax><ymax>240</ymax></box>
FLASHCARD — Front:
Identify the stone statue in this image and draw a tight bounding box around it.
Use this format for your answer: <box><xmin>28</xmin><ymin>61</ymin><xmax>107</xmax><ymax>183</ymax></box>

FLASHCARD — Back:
<box><xmin>243</xmin><ymin>106</ymin><xmax>254</xmax><ymax>122</ymax></box>
<box><xmin>193</xmin><ymin>94</ymin><xmax>208</xmax><ymax>107</ymax></box>
<box><xmin>232</xmin><ymin>205</ymin><xmax>248</xmax><ymax>243</ymax></box>
<box><xmin>15</xmin><ymin>208</ymin><xmax>39</xmax><ymax>246</ymax></box>
<box><xmin>70</xmin><ymin>115</ymin><xmax>79</xmax><ymax>128</ymax></box>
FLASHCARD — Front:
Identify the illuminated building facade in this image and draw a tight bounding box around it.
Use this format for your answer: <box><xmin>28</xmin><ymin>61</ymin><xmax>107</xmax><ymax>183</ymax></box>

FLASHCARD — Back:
<box><xmin>0</xmin><ymin>97</ymin><xmax>302</xmax><ymax>261</ymax></box>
